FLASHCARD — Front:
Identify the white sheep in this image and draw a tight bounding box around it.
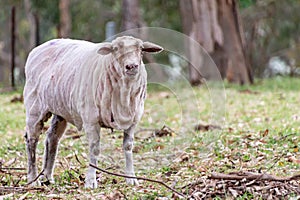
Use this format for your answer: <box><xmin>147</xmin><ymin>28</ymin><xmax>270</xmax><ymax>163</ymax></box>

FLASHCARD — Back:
<box><xmin>23</xmin><ymin>36</ymin><xmax>163</xmax><ymax>188</ymax></box>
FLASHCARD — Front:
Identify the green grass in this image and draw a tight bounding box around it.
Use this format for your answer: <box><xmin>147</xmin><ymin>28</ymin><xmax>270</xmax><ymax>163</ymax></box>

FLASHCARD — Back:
<box><xmin>0</xmin><ymin>77</ymin><xmax>300</xmax><ymax>199</ymax></box>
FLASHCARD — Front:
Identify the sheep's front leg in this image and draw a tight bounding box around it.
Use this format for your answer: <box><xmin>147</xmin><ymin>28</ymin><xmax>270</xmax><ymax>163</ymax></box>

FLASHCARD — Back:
<box><xmin>123</xmin><ymin>125</ymin><xmax>139</xmax><ymax>185</ymax></box>
<box><xmin>84</xmin><ymin>124</ymin><xmax>100</xmax><ymax>188</ymax></box>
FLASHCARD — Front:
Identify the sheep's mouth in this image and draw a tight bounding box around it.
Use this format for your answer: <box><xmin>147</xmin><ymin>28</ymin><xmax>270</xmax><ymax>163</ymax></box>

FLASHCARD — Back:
<box><xmin>125</xmin><ymin>70</ymin><xmax>138</xmax><ymax>76</ymax></box>
<box><xmin>125</xmin><ymin>68</ymin><xmax>138</xmax><ymax>76</ymax></box>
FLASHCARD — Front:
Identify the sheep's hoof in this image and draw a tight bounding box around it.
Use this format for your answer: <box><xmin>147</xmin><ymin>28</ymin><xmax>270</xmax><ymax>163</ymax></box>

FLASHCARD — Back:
<box><xmin>27</xmin><ymin>180</ymin><xmax>41</xmax><ymax>187</ymax></box>
<box><xmin>84</xmin><ymin>178</ymin><xmax>98</xmax><ymax>189</ymax></box>
<box><xmin>126</xmin><ymin>177</ymin><xmax>139</xmax><ymax>186</ymax></box>
<box><xmin>39</xmin><ymin>175</ymin><xmax>54</xmax><ymax>186</ymax></box>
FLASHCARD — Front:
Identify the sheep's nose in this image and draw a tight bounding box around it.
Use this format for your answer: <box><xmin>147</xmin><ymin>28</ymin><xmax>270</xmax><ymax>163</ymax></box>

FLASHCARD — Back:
<box><xmin>125</xmin><ymin>64</ymin><xmax>138</xmax><ymax>70</ymax></box>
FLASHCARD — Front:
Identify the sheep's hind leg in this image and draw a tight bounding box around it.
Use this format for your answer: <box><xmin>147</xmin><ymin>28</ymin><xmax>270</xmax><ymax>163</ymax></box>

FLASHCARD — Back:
<box><xmin>25</xmin><ymin>112</ymin><xmax>51</xmax><ymax>186</ymax></box>
<box><xmin>123</xmin><ymin>125</ymin><xmax>139</xmax><ymax>185</ymax></box>
<box><xmin>41</xmin><ymin>115</ymin><xmax>67</xmax><ymax>185</ymax></box>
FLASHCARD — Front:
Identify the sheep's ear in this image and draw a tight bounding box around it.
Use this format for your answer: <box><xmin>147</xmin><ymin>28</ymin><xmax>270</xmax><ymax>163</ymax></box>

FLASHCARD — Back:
<box><xmin>142</xmin><ymin>42</ymin><xmax>163</xmax><ymax>53</ymax></box>
<box><xmin>97</xmin><ymin>43</ymin><xmax>113</xmax><ymax>55</ymax></box>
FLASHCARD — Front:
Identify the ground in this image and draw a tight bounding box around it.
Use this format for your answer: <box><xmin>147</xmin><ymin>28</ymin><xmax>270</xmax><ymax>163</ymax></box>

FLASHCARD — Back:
<box><xmin>0</xmin><ymin>77</ymin><xmax>299</xmax><ymax>199</ymax></box>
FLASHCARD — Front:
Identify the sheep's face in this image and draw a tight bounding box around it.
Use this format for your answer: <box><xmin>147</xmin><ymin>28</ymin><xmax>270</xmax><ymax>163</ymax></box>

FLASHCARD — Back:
<box><xmin>98</xmin><ymin>36</ymin><xmax>163</xmax><ymax>77</ymax></box>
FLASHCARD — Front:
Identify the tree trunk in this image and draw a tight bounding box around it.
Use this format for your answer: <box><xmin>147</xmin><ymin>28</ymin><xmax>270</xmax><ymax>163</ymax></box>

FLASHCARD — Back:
<box><xmin>24</xmin><ymin>0</ymin><xmax>39</xmax><ymax>50</ymax></box>
<box><xmin>11</xmin><ymin>6</ymin><xmax>15</xmax><ymax>89</ymax></box>
<box><xmin>121</xmin><ymin>0</ymin><xmax>140</xmax><ymax>36</ymax></box>
<box><xmin>215</xmin><ymin>0</ymin><xmax>253</xmax><ymax>84</ymax></box>
<box><xmin>180</xmin><ymin>0</ymin><xmax>253</xmax><ymax>85</ymax></box>
<box><xmin>120</xmin><ymin>0</ymin><xmax>166</xmax><ymax>82</ymax></box>
<box><xmin>58</xmin><ymin>0</ymin><xmax>72</xmax><ymax>38</ymax></box>
<box><xmin>180</xmin><ymin>0</ymin><xmax>204</xmax><ymax>86</ymax></box>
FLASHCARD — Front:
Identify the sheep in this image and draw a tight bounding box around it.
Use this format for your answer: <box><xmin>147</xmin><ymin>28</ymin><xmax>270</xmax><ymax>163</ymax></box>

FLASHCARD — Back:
<box><xmin>23</xmin><ymin>36</ymin><xmax>163</xmax><ymax>188</ymax></box>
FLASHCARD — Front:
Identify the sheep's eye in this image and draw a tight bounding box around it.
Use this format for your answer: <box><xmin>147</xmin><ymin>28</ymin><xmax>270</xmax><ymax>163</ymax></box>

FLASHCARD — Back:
<box><xmin>113</xmin><ymin>47</ymin><xmax>118</xmax><ymax>51</ymax></box>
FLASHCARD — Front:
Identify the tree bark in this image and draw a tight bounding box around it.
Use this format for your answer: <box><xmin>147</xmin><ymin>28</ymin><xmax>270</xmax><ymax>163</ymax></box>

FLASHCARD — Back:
<box><xmin>58</xmin><ymin>0</ymin><xmax>72</xmax><ymax>38</ymax></box>
<box><xmin>121</xmin><ymin>0</ymin><xmax>140</xmax><ymax>36</ymax></box>
<box><xmin>24</xmin><ymin>0</ymin><xmax>39</xmax><ymax>50</ymax></box>
<box><xmin>215</xmin><ymin>0</ymin><xmax>252</xmax><ymax>84</ymax></box>
<box><xmin>120</xmin><ymin>0</ymin><xmax>166</xmax><ymax>82</ymax></box>
<box><xmin>180</xmin><ymin>0</ymin><xmax>204</xmax><ymax>86</ymax></box>
<box><xmin>11</xmin><ymin>6</ymin><xmax>15</xmax><ymax>89</ymax></box>
<box><xmin>180</xmin><ymin>0</ymin><xmax>253</xmax><ymax>85</ymax></box>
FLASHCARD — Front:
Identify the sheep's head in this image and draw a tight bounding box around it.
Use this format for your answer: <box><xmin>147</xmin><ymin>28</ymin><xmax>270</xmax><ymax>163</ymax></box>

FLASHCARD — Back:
<box><xmin>97</xmin><ymin>36</ymin><xmax>163</xmax><ymax>77</ymax></box>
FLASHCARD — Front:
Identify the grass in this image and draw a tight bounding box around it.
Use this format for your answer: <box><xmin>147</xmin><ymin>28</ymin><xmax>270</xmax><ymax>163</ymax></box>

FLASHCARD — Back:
<box><xmin>0</xmin><ymin>76</ymin><xmax>299</xmax><ymax>199</ymax></box>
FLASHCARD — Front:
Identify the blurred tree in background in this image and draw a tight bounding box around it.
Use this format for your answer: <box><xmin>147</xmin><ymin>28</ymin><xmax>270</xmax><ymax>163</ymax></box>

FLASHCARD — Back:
<box><xmin>180</xmin><ymin>0</ymin><xmax>253</xmax><ymax>85</ymax></box>
<box><xmin>0</xmin><ymin>0</ymin><xmax>299</xmax><ymax>87</ymax></box>
<box><xmin>242</xmin><ymin>0</ymin><xmax>300</xmax><ymax>76</ymax></box>
<box><xmin>58</xmin><ymin>0</ymin><xmax>71</xmax><ymax>37</ymax></box>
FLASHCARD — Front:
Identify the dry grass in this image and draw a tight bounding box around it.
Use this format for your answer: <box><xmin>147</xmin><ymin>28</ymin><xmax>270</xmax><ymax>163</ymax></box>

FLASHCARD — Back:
<box><xmin>0</xmin><ymin>77</ymin><xmax>299</xmax><ymax>199</ymax></box>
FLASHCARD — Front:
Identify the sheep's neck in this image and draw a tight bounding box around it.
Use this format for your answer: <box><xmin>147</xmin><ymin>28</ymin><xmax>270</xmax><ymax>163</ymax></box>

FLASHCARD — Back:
<box><xmin>97</xmin><ymin>61</ymin><xmax>145</xmax><ymax>130</ymax></box>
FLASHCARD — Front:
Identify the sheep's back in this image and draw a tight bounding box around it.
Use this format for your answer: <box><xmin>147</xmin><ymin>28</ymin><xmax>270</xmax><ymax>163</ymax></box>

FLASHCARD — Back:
<box><xmin>24</xmin><ymin>39</ymin><xmax>99</xmax><ymax>129</ymax></box>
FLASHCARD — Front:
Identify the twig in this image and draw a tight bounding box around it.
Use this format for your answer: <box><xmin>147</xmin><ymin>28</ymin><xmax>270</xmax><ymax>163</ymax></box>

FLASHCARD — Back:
<box><xmin>0</xmin><ymin>167</ymin><xmax>26</xmax><ymax>171</ymax></box>
<box><xmin>254</xmin><ymin>150</ymin><xmax>287</xmax><ymax>183</ymax></box>
<box><xmin>278</xmin><ymin>132</ymin><xmax>296</xmax><ymax>141</ymax></box>
<box><xmin>0</xmin><ymin>186</ymin><xmax>44</xmax><ymax>193</ymax></box>
<box><xmin>74</xmin><ymin>151</ymin><xmax>84</xmax><ymax>166</ymax></box>
<box><xmin>25</xmin><ymin>169</ymin><xmax>44</xmax><ymax>186</ymax></box>
<box><xmin>89</xmin><ymin>163</ymin><xmax>186</xmax><ymax>198</ymax></box>
<box><xmin>265</xmin><ymin>152</ymin><xmax>286</xmax><ymax>173</ymax></box>
<box><xmin>13</xmin><ymin>173</ymin><xmax>25</xmax><ymax>187</ymax></box>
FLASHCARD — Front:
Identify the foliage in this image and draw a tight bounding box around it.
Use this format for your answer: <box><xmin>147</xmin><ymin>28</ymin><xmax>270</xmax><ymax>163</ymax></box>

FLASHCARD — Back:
<box><xmin>0</xmin><ymin>77</ymin><xmax>299</xmax><ymax>198</ymax></box>
<box><xmin>30</xmin><ymin>0</ymin><xmax>60</xmax><ymax>41</ymax></box>
<box><xmin>141</xmin><ymin>0</ymin><xmax>181</xmax><ymax>31</ymax></box>
<box><xmin>241</xmin><ymin>0</ymin><xmax>300</xmax><ymax>76</ymax></box>
<box><xmin>238</xmin><ymin>0</ymin><xmax>256</xmax><ymax>9</ymax></box>
<box><xmin>1</xmin><ymin>0</ymin><xmax>300</xmax><ymax>87</ymax></box>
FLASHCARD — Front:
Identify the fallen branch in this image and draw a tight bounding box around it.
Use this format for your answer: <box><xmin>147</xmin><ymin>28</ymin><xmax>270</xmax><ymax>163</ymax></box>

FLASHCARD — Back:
<box><xmin>89</xmin><ymin>163</ymin><xmax>186</xmax><ymax>198</ymax></box>
<box><xmin>210</xmin><ymin>172</ymin><xmax>300</xmax><ymax>182</ymax></box>
<box><xmin>0</xmin><ymin>186</ymin><xmax>44</xmax><ymax>193</ymax></box>
<box><xmin>0</xmin><ymin>167</ymin><xmax>26</xmax><ymax>171</ymax></box>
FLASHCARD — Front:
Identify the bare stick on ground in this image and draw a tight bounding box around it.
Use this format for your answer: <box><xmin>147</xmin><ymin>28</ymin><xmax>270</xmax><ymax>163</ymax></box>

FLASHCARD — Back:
<box><xmin>89</xmin><ymin>163</ymin><xmax>186</xmax><ymax>198</ymax></box>
<box><xmin>25</xmin><ymin>169</ymin><xmax>44</xmax><ymax>186</ymax></box>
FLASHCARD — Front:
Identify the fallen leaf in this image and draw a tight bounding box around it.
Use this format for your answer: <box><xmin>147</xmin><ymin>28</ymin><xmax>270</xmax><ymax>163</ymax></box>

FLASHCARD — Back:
<box><xmin>10</xmin><ymin>95</ymin><xmax>23</xmax><ymax>103</ymax></box>
<box><xmin>46</xmin><ymin>193</ymin><xmax>63</xmax><ymax>199</ymax></box>
<box><xmin>173</xmin><ymin>152</ymin><xmax>189</xmax><ymax>163</ymax></box>
<box><xmin>287</xmin><ymin>156</ymin><xmax>300</xmax><ymax>164</ymax></box>
<box><xmin>194</xmin><ymin>123</ymin><xmax>221</xmax><ymax>131</ymax></box>
<box><xmin>0</xmin><ymin>193</ymin><xmax>14</xmax><ymax>199</ymax></box>
<box><xmin>158</xmin><ymin>91</ymin><xmax>170</xmax><ymax>99</ymax></box>
<box><xmin>239</xmin><ymin>89</ymin><xmax>260</xmax><ymax>94</ymax></box>
<box><xmin>18</xmin><ymin>192</ymin><xmax>29</xmax><ymax>200</ymax></box>
<box><xmin>4</xmin><ymin>158</ymin><xmax>16</xmax><ymax>167</ymax></box>
<box><xmin>154</xmin><ymin>144</ymin><xmax>165</xmax><ymax>150</ymax></box>
<box><xmin>262</xmin><ymin>129</ymin><xmax>269</xmax><ymax>137</ymax></box>
<box><xmin>155</xmin><ymin>125</ymin><xmax>174</xmax><ymax>137</ymax></box>
<box><xmin>228</xmin><ymin>188</ymin><xmax>239</xmax><ymax>198</ymax></box>
<box><xmin>108</xmin><ymin>190</ymin><xmax>124</xmax><ymax>200</ymax></box>
<box><xmin>293</xmin><ymin>147</ymin><xmax>298</xmax><ymax>153</ymax></box>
